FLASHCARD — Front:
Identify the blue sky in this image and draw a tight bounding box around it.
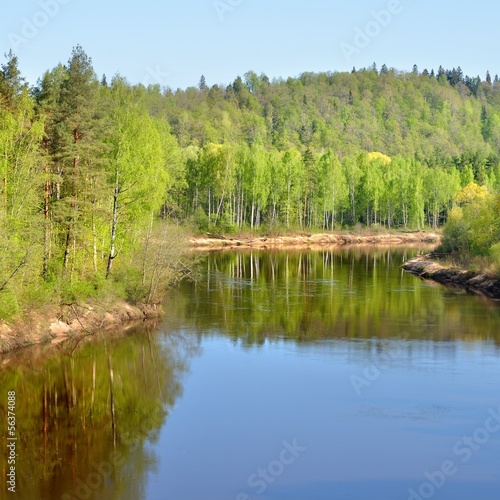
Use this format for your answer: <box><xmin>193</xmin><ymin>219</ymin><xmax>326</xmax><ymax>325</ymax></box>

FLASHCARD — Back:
<box><xmin>1</xmin><ymin>0</ymin><xmax>499</xmax><ymax>89</ymax></box>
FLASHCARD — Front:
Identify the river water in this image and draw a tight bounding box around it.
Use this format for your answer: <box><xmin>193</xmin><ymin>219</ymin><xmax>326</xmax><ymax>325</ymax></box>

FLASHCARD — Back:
<box><xmin>1</xmin><ymin>247</ymin><xmax>500</xmax><ymax>500</ymax></box>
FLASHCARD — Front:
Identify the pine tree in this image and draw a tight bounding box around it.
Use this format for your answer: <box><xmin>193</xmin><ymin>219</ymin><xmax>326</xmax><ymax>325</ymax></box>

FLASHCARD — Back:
<box><xmin>198</xmin><ymin>75</ymin><xmax>208</xmax><ymax>91</ymax></box>
<box><xmin>0</xmin><ymin>51</ymin><xmax>26</xmax><ymax>108</ymax></box>
<box><xmin>51</xmin><ymin>45</ymin><xmax>103</xmax><ymax>276</ymax></box>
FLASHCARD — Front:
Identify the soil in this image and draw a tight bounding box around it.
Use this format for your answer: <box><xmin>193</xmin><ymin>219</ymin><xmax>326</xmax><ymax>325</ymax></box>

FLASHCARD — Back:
<box><xmin>0</xmin><ymin>301</ymin><xmax>162</xmax><ymax>356</ymax></box>
<box><xmin>402</xmin><ymin>255</ymin><xmax>500</xmax><ymax>299</ymax></box>
<box><xmin>190</xmin><ymin>231</ymin><xmax>440</xmax><ymax>251</ymax></box>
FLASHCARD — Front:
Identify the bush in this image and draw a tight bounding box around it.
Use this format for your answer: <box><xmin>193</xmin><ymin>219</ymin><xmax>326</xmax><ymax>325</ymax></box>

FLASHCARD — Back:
<box><xmin>19</xmin><ymin>281</ymin><xmax>56</xmax><ymax>311</ymax></box>
<box><xmin>439</xmin><ymin>207</ymin><xmax>470</xmax><ymax>254</ymax></box>
<box><xmin>191</xmin><ymin>207</ymin><xmax>209</xmax><ymax>232</ymax></box>
<box><xmin>490</xmin><ymin>243</ymin><xmax>500</xmax><ymax>274</ymax></box>
<box><xmin>0</xmin><ymin>290</ymin><xmax>20</xmax><ymax>320</ymax></box>
<box><xmin>111</xmin><ymin>266</ymin><xmax>146</xmax><ymax>303</ymax></box>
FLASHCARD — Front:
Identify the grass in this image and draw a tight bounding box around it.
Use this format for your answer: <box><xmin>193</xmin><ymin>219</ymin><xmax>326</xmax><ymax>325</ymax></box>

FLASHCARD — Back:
<box><xmin>433</xmin><ymin>253</ymin><xmax>500</xmax><ymax>278</ymax></box>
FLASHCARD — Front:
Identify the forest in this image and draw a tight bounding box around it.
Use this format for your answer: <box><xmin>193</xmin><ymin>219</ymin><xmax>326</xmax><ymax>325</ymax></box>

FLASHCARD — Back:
<box><xmin>1</xmin><ymin>46</ymin><xmax>500</xmax><ymax>318</ymax></box>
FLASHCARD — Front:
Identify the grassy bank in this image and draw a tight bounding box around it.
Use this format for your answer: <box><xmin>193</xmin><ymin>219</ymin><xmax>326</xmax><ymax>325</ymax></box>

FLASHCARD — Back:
<box><xmin>0</xmin><ymin>226</ymin><xmax>440</xmax><ymax>354</ymax></box>
<box><xmin>402</xmin><ymin>254</ymin><xmax>500</xmax><ymax>298</ymax></box>
<box><xmin>0</xmin><ymin>223</ymin><xmax>193</xmax><ymax>354</ymax></box>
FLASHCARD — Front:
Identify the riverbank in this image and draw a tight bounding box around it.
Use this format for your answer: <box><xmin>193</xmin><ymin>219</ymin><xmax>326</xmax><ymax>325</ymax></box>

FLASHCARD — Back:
<box><xmin>0</xmin><ymin>300</ymin><xmax>162</xmax><ymax>355</ymax></box>
<box><xmin>402</xmin><ymin>255</ymin><xmax>500</xmax><ymax>299</ymax></box>
<box><xmin>1</xmin><ymin>230</ymin><xmax>440</xmax><ymax>355</ymax></box>
<box><xmin>190</xmin><ymin>231</ymin><xmax>440</xmax><ymax>250</ymax></box>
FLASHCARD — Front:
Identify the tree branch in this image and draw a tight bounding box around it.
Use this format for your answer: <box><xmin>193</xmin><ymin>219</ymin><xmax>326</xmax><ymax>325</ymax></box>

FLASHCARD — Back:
<box><xmin>0</xmin><ymin>250</ymin><xmax>29</xmax><ymax>292</ymax></box>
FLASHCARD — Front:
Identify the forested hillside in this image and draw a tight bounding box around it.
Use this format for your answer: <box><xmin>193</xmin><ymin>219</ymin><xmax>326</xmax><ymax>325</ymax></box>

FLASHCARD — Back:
<box><xmin>159</xmin><ymin>64</ymin><xmax>500</xmax><ymax>231</ymax></box>
<box><xmin>1</xmin><ymin>47</ymin><xmax>500</xmax><ymax>317</ymax></box>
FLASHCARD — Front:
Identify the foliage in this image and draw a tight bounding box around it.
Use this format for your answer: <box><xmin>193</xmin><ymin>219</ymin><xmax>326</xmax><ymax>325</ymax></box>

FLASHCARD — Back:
<box><xmin>0</xmin><ymin>48</ymin><xmax>190</xmax><ymax>318</ymax></box>
<box><xmin>440</xmin><ymin>187</ymin><xmax>500</xmax><ymax>269</ymax></box>
<box><xmin>3</xmin><ymin>49</ymin><xmax>500</xmax><ymax>315</ymax></box>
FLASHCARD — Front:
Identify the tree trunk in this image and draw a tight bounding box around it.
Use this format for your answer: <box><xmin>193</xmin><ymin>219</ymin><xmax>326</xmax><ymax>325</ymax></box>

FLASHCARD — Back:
<box><xmin>106</xmin><ymin>172</ymin><xmax>119</xmax><ymax>279</ymax></box>
<box><xmin>142</xmin><ymin>212</ymin><xmax>154</xmax><ymax>287</ymax></box>
<box><xmin>250</xmin><ymin>198</ymin><xmax>255</xmax><ymax>230</ymax></box>
<box><xmin>63</xmin><ymin>227</ymin><xmax>71</xmax><ymax>271</ymax></box>
<box><xmin>43</xmin><ymin>161</ymin><xmax>51</xmax><ymax>280</ymax></box>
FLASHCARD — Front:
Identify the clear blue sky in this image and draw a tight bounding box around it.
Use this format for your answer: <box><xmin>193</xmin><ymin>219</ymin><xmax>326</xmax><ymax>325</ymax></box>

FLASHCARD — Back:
<box><xmin>2</xmin><ymin>0</ymin><xmax>499</xmax><ymax>89</ymax></box>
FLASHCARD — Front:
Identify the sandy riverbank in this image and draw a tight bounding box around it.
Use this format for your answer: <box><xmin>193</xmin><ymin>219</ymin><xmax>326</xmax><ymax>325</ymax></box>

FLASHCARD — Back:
<box><xmin>0</xmin><ymin>231</ymin><xmax>441</xmax><ymax>355</ymax></box>
<box><xmin>0</xmin><ymin>301</ymin><xmax>161</xmax><ymax>355</ymax></box>
<box><xmin>402</xmin><ymin>255</ymin><xmax>500</xmax><ymax>299</ymax></box>
<box><xmin>190</xmin><ymin>231</ymin><xmax>440</xmax><ymax>251</ymax></box>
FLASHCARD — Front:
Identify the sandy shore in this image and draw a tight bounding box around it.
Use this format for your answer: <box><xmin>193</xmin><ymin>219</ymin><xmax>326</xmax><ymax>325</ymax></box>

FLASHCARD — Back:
<box><xmin>402</xmin><ymin>255</ymin><xmax>500</xmax><ymax>299</ymax></box>
<box><xmin>0</xmin><ymin>301</ymin><xmax>161</xmax><ymax>355</ymax></box>
<box><xmin>0</xmin><ymin>231</ymin><xmax>441</xmax><ymax>355</ymax></box>
<box><xmin>190</xmin><ymin>231</ymin><xmax>440</xmax><ymax>251</ymax></box>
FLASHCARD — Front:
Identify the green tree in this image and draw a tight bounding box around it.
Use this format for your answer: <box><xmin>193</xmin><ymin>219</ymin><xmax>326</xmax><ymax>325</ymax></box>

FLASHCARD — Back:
<box><xmin>318</xmin><ymin>149</ymin><xmax>348</xmax><ymax>229</ymax></box>
<box><xmin>104</xmin><ymin>95</ymin><xmax>168</xmax><ymax>277</ymax></box>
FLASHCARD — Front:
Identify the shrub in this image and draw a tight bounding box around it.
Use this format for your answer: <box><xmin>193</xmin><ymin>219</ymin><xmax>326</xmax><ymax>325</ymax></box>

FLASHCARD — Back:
<box><xmin>490</xmin><ymin>242</ymin><xmax>500</xmax><ymax>274</ymax></box>
<box><xmin>439</xmin><ymin>207</ymin><xmax>470</xmax><ymax>254</ymax></box>
<box><xmin>0</xmin><ymin>290</ymin><xmax>20</xmax><ymax>320</ymax></box>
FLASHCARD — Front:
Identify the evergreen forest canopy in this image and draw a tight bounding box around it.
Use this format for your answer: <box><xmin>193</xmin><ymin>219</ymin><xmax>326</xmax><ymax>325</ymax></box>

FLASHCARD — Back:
<box><xmin>1</xmin><ymin>46</ymin><xmax>500</xmax><ymax>317</ymax></box>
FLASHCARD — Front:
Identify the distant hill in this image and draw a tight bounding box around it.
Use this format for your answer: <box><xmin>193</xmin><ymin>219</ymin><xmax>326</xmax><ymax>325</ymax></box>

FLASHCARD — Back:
<box><xmin>159</xmin><ymin>66</ymin><xmax>500</xmax><ymax>168</ymax></box>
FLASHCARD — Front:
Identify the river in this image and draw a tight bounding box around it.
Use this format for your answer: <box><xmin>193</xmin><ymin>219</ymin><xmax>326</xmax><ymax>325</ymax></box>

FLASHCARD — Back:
<box><xmin>1</xmin><ymin>247</ymin><xmax>500</xmax><ymax>500</ymax></box>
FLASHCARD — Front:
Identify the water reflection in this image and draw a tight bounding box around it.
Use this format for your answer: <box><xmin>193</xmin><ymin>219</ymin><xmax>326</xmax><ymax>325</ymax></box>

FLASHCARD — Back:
<box><xmin>2</xmin><ymin>248</ymin><xmax>500</xmax><ymax>500</ymax></box>
<box><xmin>165</xmin><ymin>248</ymin><xmax>500</xmax><ymax>346</ymax></box>
<box><xmin>0</xmin><ymin>324</ymin><xmax>198</xmax><ymax>500</ymax></box>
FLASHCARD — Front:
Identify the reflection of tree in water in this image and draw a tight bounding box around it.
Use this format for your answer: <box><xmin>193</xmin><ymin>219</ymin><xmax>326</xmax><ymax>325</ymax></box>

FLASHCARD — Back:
<box><xmin>166</xmin><ymin>249</ymin><xmax>500</xmax><ymax>347</ymax></box>
<box><xmin>0</xmin><ymin>325</ymin><xmax>198</xmax><ymax>500</ymax></box>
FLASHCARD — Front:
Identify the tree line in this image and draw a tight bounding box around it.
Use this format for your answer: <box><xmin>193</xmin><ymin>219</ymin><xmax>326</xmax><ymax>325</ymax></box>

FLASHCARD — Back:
<box><xmin>0</xmin><ymin>47</ymin><xmax>186</xmax><ymax>318</ymax></box>
<box><xmin>1</xmin><ymin>47</ymin><xmax>500</xmax><ymax>316</ymax></box>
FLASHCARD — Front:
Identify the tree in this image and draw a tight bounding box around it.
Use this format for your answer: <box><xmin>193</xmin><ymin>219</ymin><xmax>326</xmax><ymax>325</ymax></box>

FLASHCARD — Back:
<box><xmin>104</xmin><ymin>100</ymin><xmax>168</xmax><ymax>277</ymax></box>
<box><xmin>343</xmin><ymin>156</ymin><xmax>362</xmax><ymax>225</ymax></box>
<box><xmin>318</xmin><ymin>149</ymin><xmax>348</xmax><ymax>229</ymax></box>
<box><xmin>0</xmin><ymin>57</ymin><xmax>44</xmax><ymax>317</ymax></box>
<box><xmin>281</xmin><ymin>149</ymin><xmax>302</xmax><ymax>228</ymax></box>
<box><xmin>424</xmin><ymin>167</ymin><xmax>461</xmax><ymax>228</ymax></box>
<box><xmin>50</xmin><ymin>45</ymin><xmax>102</xmax><ymax>276</ymax></box>
<box><xmin>198</xmin><ymin>75</ymin><xmax>208</xmax><ymax>91</ymax></box>
<box><xmin>0</xmin><ymin>51</ymin><xmax>26</xmax><ymax>108</ymax></box>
